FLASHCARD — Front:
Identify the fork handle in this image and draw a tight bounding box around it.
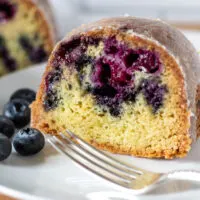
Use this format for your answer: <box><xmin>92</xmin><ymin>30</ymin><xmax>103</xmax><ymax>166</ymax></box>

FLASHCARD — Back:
<box><xmin>168</xmin><ymin>170</ymin><xmax>200</xmax><ymax>181</ymax></box>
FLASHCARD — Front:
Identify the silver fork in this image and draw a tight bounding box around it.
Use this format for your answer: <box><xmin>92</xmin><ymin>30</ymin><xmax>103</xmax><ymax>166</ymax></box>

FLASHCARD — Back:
<box><xmin>48</xmin><ymin>130</ymin><xmax>200</xmax><ymax>195</ymax></box>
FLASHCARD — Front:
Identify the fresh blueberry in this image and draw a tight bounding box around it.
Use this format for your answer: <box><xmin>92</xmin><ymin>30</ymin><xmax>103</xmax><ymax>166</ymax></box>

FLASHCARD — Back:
<box><xmin>10</xmin><ymin>88</ymin><xmax>36</xmax><ymax>105</ymax></box>
<box><xmin>0</xmin><ymin>115</ymin><xmax>15</xmax><ymax>138</ymax></box>
<box><xmin>13</xmin><ymin>128</ymin><xmax>45</xmax><ymax>156</ymax></box>
<box><xmin>3</xmin><ymin>99</ymin><xmax>30</xmax><ymax>128</ymax></box>
<box><xmin>0</xmin><ymin>133</ymin><xmax>12</xmax><ymax>161</ymax></box>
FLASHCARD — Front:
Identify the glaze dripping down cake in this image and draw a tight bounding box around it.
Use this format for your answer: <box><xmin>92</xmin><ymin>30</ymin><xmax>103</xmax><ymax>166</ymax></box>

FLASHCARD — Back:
<box><xmin>0</xmin><ymin>0</ymin><xmax>55</xmax><ymax>76</ymax></box>
<box><xmin>31</xmin><ymin>17</ymin><xmax>200</xmax><ymax>159</ymax></box>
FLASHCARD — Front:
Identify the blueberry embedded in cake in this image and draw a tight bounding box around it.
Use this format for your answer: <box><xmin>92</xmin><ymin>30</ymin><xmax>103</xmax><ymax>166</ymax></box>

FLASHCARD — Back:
<box><xmin>0</xmin><ymin>0</ymin><xmax>16</xmax><ymax>23</ymax></box>
<box><xmin>0</xmin><ymin>0</ymin><xmax>55</xmax><ymax>76</ymax></box>
<box><xmin>43</xmin><ymin>36</ymin><xmax>167</xmax><ymax>116</ymax></box>
<box><xmin>31</xmin><ymin>17</ymin><xmax>200</xmax><ymax>159</ymax></box>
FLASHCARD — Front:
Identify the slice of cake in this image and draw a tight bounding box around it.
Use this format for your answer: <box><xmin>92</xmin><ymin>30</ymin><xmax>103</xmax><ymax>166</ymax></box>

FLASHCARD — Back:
<box><xmin>31</xmin><ymin>17</ymin><xmax>200</xmax><ymax>159</ymax></box>
<box><xmin>0</xmin><ymin>0</ymin><xmax>55</xmax><ymax>76</ymax></box>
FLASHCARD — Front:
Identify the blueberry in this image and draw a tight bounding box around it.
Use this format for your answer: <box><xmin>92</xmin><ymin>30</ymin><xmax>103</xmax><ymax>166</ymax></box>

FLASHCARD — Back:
<box><xmin>0</xmin><ymin>46</ymin><xmax>8</xmax><ymax>57</ymax></box>
<box><xmin>141</xmin><ymin>79</ymin><xmax>167</xmax><ymax>113</ymax></box>
<box><xmin>45</xmin><ymin>69</ymin><xmax>62</xmax><ymax>87</ymax></box>
<box><xmin>43</xmin><ymin>68</ymin><xmax>63</xmax><ymax>111</ymax></box>
<box><xmin>3</xmin><ymin>57</ymin><xmax>17</xmax><ymax>71</ymax></box>
<box><xmin>109</xmin><ymin>106</ymin><xmax>121</xmax><ymax>117</ymax></box>
<box><xmin>0</xmin><ymin>1</ymin><xmax>17</xmax><ymax>23</ymax></box>
<box><xmin>0</xmin><ymin>35</ymin><xmax>5</xmax><ymax>47</ymax></box>
<box><xmin>13</xmin><ymin>128</ymin><xmax>45</xmax><ymax>156</ymax></box>
<box><xmin>54</xmin><ymin>37</ymin><xmax>82</xmax><ymax>65</ymax></box>
<box><xmin>104</xmin><ymin>37</ymin><xmax>119</xmax><ymax>54</ymax></box>
<box><xmin>63</xmin><ymin>37</ymin><xmax>81</xmax><ymax>53</ymax></box>
<box><xmin>19</xmin><ymin>35</ymin><xmax>33</xmax><ymax>53</ymax></box>
<box><xmin>0</xmin><ymin>35</ymin><xmax>8</xmax><ymax>57</ymax></box>
<box><xmin>19</xmin><ymin>36</ymin><xmax>47</xmax><ymax>63</ymax></box>
<box><xmin>0</xmin><ymin>35</ymin><xmax>17</xmax><ymax>72</ymax></box>
<box><xmin>124</xmin><ymin>51</ymin><xmax>139</xmax><ymax>67</ymax></box>
<box><xmin>75</xmin><ymin>54</ymin><xmax>92</xmax><ymax>72</ymax></box>
<box><xmin>0</xmin><ymin>115</ymin><xmax>15</xmax><ymax>138</ymax></box>
<box><xmin>29</xmin><ymin>46</ymin><xmax>47</xmax><ymax>63</ymax></box>
<box><xmin>10</xmin><ymin>88</ymin><xmax>36</xmax><ymax>104</ymax></box>
<box><xmin>0</xmin><ymin>133</ymin><xmax>12</xmax><ymax>161</ymax></box>
<box><xmin>3</xmin><ymin>99</ymin><xmax>30</xmax><ymax>128</ymax></box>
<box><xmin>92</xmin><ymin>85</ymin><xmax>117</xmax><ymax>98</ymax></box>
<box><xmin>43</xmin><ymin>89</ymin><xmax>59</xmax><ymax>111</ymax></box>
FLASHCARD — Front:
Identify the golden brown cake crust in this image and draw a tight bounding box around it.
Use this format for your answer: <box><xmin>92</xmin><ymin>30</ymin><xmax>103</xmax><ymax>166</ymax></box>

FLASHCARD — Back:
<box><xmin>16</xmin><ymin>0</ymin><xmax>55</xmax><ymax>52</ymax></box>
<box><xmin>196</xmin><ymin>84</ymin><xmax>200</xmax><ymax>138</ymax></box>
<box><xmin>0</xmin><ymin>0</ymin><xmax>56</xmax><ymax>75</ymax></box>
<box><xmin>31</xmin><ymin>0</ymin><xmax>57</xmax><ymax>42</ymax></box>
<box><xmin>31</xmin><ymin>17</ymin><xmax>200</xmax><ymax>159</ymax></box>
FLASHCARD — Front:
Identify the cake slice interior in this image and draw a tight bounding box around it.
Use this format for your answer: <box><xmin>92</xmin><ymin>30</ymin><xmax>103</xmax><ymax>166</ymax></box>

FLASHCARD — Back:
<box><xmin>31</xmin><ymin>28</ymin><xmax>191</xmax><ymax>159</ymax></box>
<box><xmin>0</xmin><ymin>0</ymin><xmax>54</xmax><ymax>75</ymax></box>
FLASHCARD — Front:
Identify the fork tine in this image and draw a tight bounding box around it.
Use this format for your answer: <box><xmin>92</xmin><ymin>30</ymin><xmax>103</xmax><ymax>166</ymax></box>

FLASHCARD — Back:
<box><xmin>59</xmin><ymin>132</ymin><xmax>137</xmax><ymax>179</ymax></box>
<box><xmin>66</xmin><ymin>130</ymin><xmax>143</xmax><ymax>175</ymax></box>
<box><xmin>48</xmin><ymin>136</ymin><xmax>131</xmax><ymax>189</ymax></box>
<box><xmin>52</xmin><ymin>135</ymin><xmax>134</xmax><ymax>182</ymax></box>
<box><xmin>58</xmin><ymin>133</ymin><xmax>136</xmax><ymax>180</ymax></box>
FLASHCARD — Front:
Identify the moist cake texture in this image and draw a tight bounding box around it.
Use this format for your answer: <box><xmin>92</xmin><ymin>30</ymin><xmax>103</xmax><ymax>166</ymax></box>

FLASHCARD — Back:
<box><xmin>31</xmin><ymin>17</ymin><xmax>200</xmax><ymax>159</ymax></box>
<box><xmin>0</xmin><ymin>0</ymin><xmax>55</xmax><ymax>76</ymax></box>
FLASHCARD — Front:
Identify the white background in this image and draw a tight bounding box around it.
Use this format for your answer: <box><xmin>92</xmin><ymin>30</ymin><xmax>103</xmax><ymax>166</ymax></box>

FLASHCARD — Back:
<box><xmin>49</xmin><ymin>0</ymin><xmax>200</xmax><ymax>40</ymax></box>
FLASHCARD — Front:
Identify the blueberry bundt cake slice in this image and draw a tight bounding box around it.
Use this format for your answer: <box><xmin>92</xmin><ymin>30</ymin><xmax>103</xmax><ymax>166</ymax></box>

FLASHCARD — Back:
<box><xmin>0</xmin><ymin>0</ymin><xmax>55</xmax><ymax>76</ymax></box>
<box><xmin>31</xmin><ymin>17</ymin><xmax>200</xmax><ymax>159</ymax></box>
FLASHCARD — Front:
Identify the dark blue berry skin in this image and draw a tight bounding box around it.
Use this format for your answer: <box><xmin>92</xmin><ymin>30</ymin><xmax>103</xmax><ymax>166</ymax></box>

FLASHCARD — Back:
<box><xmin>0</xmin><ymin>35</ymin><xmax>17</xmax><ymax>71</ymax></box>
<box><xmin>3</xmin><ymin>57</ymin><xmax>17</xmax><ymax>71</ymax></box>
<box><xmin>43</xmin><ymin>67</ymin><xmax>63</xmax><ymax>111</ymax></box>
<box><xmin>0</xmin><ymin>35</ymin><xmax>5</xmax><ymax>48</ymax></box>
<box><xmin>29</xmin><ymin>46</ymin><xmax>47</xmax><ymax>63</ymax></box>
<box><xmin>0</xmin><ymin>133</ymin><xmax>12</xmax><ymax>161</ymax></box>
<box><xmin>3</xmin><ymin>99</ymin><xmax>30</xmax><ymax>128</ymax></box>
<box><xmin>19</xmin><ymin>36</ymin><xmax>47</xmax><ymax>63</ymax></box>
<box><xmin>10</xmin><ymin>88</ymin><xmax>36</xmax><ymax>105</ymax></box>
<box><xmin>13</xmin><ymin>128</ymin><xmax>45</xmax><ymax>156</ymax></box>
<box><xmin>44</xmin><ymin>89</ymin><xmax>59</xmax><ymax>111</ymax></box>
<box><xmin>18</xmin><ymin>35</ymin><xmax>33</xmax><ymax>53</ymax></box>
<box><xmin>141</xmin><ymin>79</ymin><xmax>167</xmax><ymax>113</ymax></box>
<box><xmin>0</xmin><ymin>0</ymin><xmax>17</xmax><ymax>23</ymax></box>
<box><xmin>0</xmin><ymin>115</ymin><xmax>15</xmax><ymax>138</ymax></box>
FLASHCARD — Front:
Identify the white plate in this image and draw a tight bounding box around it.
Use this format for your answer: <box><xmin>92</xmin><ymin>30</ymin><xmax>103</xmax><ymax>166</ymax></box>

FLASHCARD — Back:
<box><xmin>1</xmin><ymin>64</ymin><xmax>200</xmax><ymax>200</ymax></box>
